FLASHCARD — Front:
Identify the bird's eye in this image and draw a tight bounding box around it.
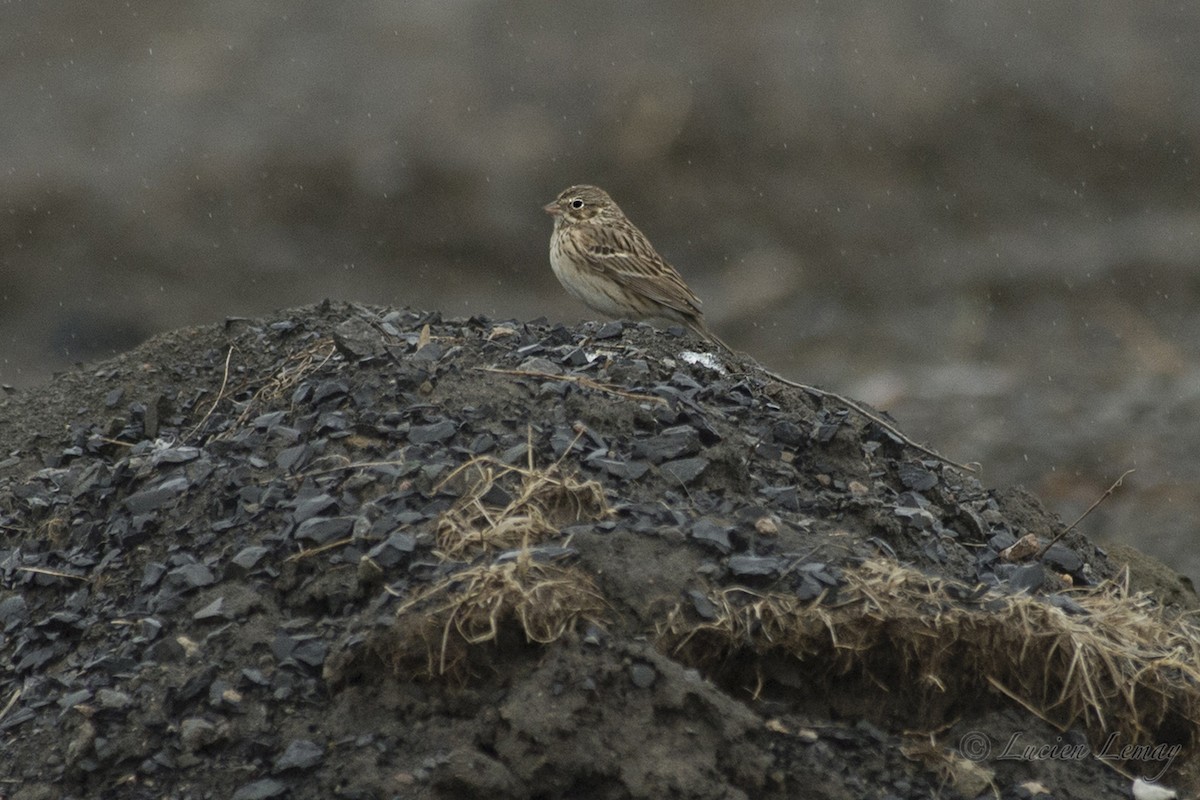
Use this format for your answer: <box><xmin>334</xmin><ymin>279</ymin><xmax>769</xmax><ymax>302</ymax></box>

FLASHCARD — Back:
<box><xmin>570</xmin><ymin>199</ymin><xmax>584</xmax><ymax>209</ymax></box>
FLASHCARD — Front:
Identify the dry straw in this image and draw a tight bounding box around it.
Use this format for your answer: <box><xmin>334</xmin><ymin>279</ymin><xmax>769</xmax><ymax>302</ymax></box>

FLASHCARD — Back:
<box><xmin>432</xmin><ymin>442</ymin><xmax>610</xmax><ymax>558</ymax></box>
<box><xmin>659</xmin><ymin>559</ymin><xmax>1200</xmax><ymax>764</ymax></box>
<box><xmin>390</xmin><ymin>554</ymin><xmax>607</xmax><ymax>676</ymax></box>
<box><xmin>385</xmin><ymin>438</ymin><xmax>610</xmax><ymax>676</ymax></box>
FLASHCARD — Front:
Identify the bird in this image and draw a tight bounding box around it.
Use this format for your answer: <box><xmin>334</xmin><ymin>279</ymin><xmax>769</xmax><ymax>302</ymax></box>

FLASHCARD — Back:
<box><xmin>543</xmin><ymin>184</ymin><xmax>731</xmax><ymax>352</ymax></box>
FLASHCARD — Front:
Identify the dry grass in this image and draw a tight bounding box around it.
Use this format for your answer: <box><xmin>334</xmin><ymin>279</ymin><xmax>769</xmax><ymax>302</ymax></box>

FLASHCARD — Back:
<box><xmin>379</xmin><ymin>442</ymin><xmax>611</xmax><ymax>677</ymax></box>
<box><xmin>194</xmin><ymin>337</ymin><xmax>338</xmax><ymax>441</ymax></box>
<box><xmin>387</xmin><ymin>554</ymin><xmax>607</xmax><ymax>676</ymax></box>
<box><xmin>659</xmin><ymin>559</ymin><xmax>1200</xmax><ymax>767</ymax></box>
<box><xmin>432</xmin><ymin>446</ymin><xmax>610</xmax><ymax>558</ymax></box>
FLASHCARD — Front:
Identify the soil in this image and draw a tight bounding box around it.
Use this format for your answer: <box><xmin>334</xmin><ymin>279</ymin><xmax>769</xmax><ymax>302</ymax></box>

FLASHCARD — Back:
<box><xmin>0</xmin><ymin>302</ymin><xmax>1194</xmax><ymax>799</ymax></box>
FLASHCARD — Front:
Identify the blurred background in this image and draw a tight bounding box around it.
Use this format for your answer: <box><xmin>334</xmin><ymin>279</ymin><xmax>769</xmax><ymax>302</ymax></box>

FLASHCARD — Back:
<box><xmin>2</xmin><ymin>2</ymin><xmax>1198</xmax><ymax>579</ymax></box>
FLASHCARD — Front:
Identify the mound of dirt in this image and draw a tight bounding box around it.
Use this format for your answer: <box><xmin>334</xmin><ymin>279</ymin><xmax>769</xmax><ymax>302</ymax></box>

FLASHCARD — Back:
<box><xmin>1</xmin><ymin>301</ymin><xmax>1196</xmax><ymax>799</ymax></box>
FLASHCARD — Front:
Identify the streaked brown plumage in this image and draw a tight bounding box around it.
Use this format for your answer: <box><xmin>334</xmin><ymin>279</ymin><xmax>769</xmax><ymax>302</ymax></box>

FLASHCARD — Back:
<box><xmin>543</xmin><ymin>185</ymin><xmax>729</xmax><ymax>351</ymax></box>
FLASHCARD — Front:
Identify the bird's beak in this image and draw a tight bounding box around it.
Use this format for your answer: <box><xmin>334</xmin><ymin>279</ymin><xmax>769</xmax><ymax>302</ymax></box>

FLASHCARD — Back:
<box><xmin>543</xmin><ymin>201</ymin><xmax>561</xmax><ymax>216</ymax></box>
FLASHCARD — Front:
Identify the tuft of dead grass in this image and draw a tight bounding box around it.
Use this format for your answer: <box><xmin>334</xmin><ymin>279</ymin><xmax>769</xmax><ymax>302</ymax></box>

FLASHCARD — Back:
<box><xmin>387</xmin><ymin>553</ymin><xmax>607</xmax><ymax>676</ymax></box>
<box><xmin>192</xmin><ymin>338</ymin><xmax>339</xmax><ymax>442</ymax></box>
<box><xmin>659</xmin><ymin>559</ymin><xmax>1200</xmax><ymax>767</ymax></box>
<box><xmin>432</xmin><ymin>447</ymin><xmax>610</xmax><ymax>558</ymax></box>
<box><xmin>369</xmin><ymin>439</ymin><xmax>611</xmax><ymax>679</ymax></box>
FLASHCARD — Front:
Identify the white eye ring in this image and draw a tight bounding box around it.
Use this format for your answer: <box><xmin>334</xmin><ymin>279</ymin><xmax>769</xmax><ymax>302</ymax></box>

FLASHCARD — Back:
<box><xmin>570</xmin><ymin>199</ymin><xmax>584</xmax><ymax>209</ymax></box>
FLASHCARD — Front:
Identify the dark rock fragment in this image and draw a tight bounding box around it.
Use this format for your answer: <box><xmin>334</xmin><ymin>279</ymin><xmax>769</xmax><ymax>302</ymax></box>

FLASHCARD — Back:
<box><xmin>0</xmin><ymin>595</ymin><xmax>29</xmax><ymax>630</ymax></box>
<box><xmin>293</xmin><ymin>516</ymin><xmax>354</xmax><ymax>544</ymax></box>
<box><xmin>276</xmin><ymin>444</ymin><xmax>312</xmax><ymax>471</ymax></box>
<box><xmin>1042</xmin><ymin>544</ymin><xmax>1083</xmax><ymax>573</ymax></box>
<box><xmin>180</xmin><ymin>719</ymin><xmax>223</xmax><ymax>758</ymax></box>
<box><xmin>293</xmin><ymin>493</ymin><xmax>338</xmax><ymax>522</ymax></box>
<box><xmin>412</xmin><ymin>341</ymin><xmax>445</xmax><ymax>362</ymax></box>
<box><xmin>193</xmin><ymin>598</ymin><xmax>228</xmax><ymax>621</ymax></box>
<box><xmin>230</xmin><ymin>546</ymin><xmax>270</xmax><ymax>574</ymax></box>
<box><xmin>594</xmin><ymin>321</ymin><xmax>624</xmax><ymax>339</ymax></box>
<box><xmin>1008</xmin><ymin>564</ymin><xmax>1045</xmax><ymax>593</ymax></box>
<box><xmin>95</xmin><ymin>689</ymin><xmax>132</xmax><ymax>711</ymax></box>
<box><xmin>629</xmin><ymin>662</ymin><xmax>657</xmax><ymax>689</ymax></box>
<box><xmin>799</xmin><ymin>562</ymin><xmax>840</xmax><ymax>587</ymax></box>
<box><xmin>988</xmin><ymin>532</ymin><xmax>1017</xmax><ymax>551</ymax></box>
<box><xmin>273</xmin><ymin>739</ymin><xmax>325</xmax><ymax>772</ymax></box>
<box><xmin>163</xmin><ymin>563</ymin><xmax>216</xmax><ymax>592</ymax></box>
<box><xmin>690</xmin><ymin>519</ymin><xmax>732</xmax><ymax>553</ymax></box>
<box><xmin>409</xmin><ymin>420</ymin><xmax>457</xmax><ymax>444</ymax></box>
<box><xmin>587</xmin><ymin>456</ymin><xmax>649</xmax><ymax>480</ymax></box>
<box><xmin>772</xmin><ymin>420</ymin><xmax>806</xmax><ymax>446</ymax></box>
<box><xmin>760</xmin><ymin>485</ymin><xmax>800</xmax><ymax>511</ymax></box>
<box><xmin>727</xmin><ymin>554</ymin><xmax>787</xmax><ymax>577</ymax></box>
<box><xmin>660</xmin><ymin>457</ymin><xmax>708</xmax><ymax>484</ymax></box>
<box><xmin>291</xmin><ymin>639</ymin><xmax>328</xmax><ymax>669</ymax></box>
<box><xmin>633</xmin><ymin>425</ymin><xmax>701</xmax><ymax>463</ymax></box>
<box><xmin>312</xmin><ymin>379</ymin><xmax>349</xmax><ymax>405</ymax></box>
<box><xmin>365</xmin><ymin>531</ymin><xmax>416</xmax><ymax>568</ymax></box>
<box><xmin>687</xmin><ymin>590</ymin><xmax>718</xmax><ymax>620</ymax></box>
<box><xmin>794</xmin><ymin>573</ymin><xmax>824</xmax><ymax>600</ymax></box>
<box><xmin>898</xmin><ymin>462</ymin><xmax>938</xmax><ymax>492</ymax></box>
<box><xmin>152</xmin><ymin>446</ymin><xmax>202</xmax><ymax>465</ymax></box>
<box><xmin>1044</xmin><ymin>594</ymin><xmax>1087</xmax><ymax>615</ymax></box>
<box><xmin>124</xmin><ymin>476</ymin><xmax>189</xmax><ymax>514</ymax></box>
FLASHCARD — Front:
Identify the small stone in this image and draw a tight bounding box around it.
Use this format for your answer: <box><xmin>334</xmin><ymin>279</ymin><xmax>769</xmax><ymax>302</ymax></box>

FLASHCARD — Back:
<box><xmin>179</xmin><ymin>717</ymin><xmax>220</xmax><ymax>752</ymax></box>
<box><xmin>193</xmin><ymin>597</ymin><xmax>227</xmax><ymax>621</ymax></box>
<box><xmin>409</xmin><ymin>420</ymin><xmax>458</xmax><ymax>444</ymax></box>
<box><xmin>632</xmin><ymin>426</ymin><xmax>701</xmax><ymax>464</ymax></box>
<box><xmin>230</xmin><ymin>546</ymin><xmax>270</xmax><ymax>573</ymax></box>
<box><xmin>660</xmin><ymin>457</ymin><xmax>708</xmax><ymax>484</ymax></box>
<box><xmin>594</xmin><ymin>321</ymin><xmax>624</xmax><ymax>339</ymax></box>
<box><xmin>629</xmin><ymin>663</ymin><xmax>657</xmax><ymax>689</ymax></box>
<box><xmin>293</xmin><ymin>516</ymin><xmax>355</xmax><ymax>544</ymax></box>
<box><xmin>728</xmin><ymin>555</ymin><xmax>786</xmax><ymax>577</ymax></box>
<box><xmin>293</xmin><ymin>493</ymin><xmax>337</xmax><ymax>522</ymax></box>
<box><xmin>690</xmin><ymin>520</ymin><xmax>732</xmax><ymax>554</ymax></box>
<box><xmin>754</xmin><ymin>516</ymin><xmax>780</xmax><ymax>535</ymax></box>
<box><xmin>231</xmin><ymin>778</ymin><xmax>288</xmax><ymax>800</ymax></box>
<box><xmin>898</xmin><ymin>462</ymin><xmax>938</xmax><ymax>491</ymax></box>
<box><xmin>165</xmin><ymin>563</ymin><xmax>217</xmax><ymax>592</ymax></box>
<box><xmin>0</xmin><ymin>595</ymin><xmax>29</xmax><ymax>630</ymax></box>
<box><xmin>124</xmin><ymin>476</ymin><xmax>189</xmax><ymax>514</ymax></box>
<box><xmin>687</xmin><ymin>590</ymin><xmax>717</xmax><ymax>620</ymax></box>
<box><xmin>1042</xmin><ymin>544</ymin><xmax>1083</xmax><ymax>573</ymax></box>
<box><xmin>1008</xmin><ymin>564</ymin><xmax>1045</xmax><ymax>593</ymax></box>
<box><xmin>96</xmin><ymin>689</ymin><xmax>132</xmax><ymax>711</ymax></box>
<box><xmin>273</xmin><ymin>739</ymin><xmax>325</xmax><ymax>772</ymax></box>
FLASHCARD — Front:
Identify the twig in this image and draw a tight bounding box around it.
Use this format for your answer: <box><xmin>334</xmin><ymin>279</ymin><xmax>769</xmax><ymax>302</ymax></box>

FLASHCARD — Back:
<box><xmin>0</xmin><ymin>687</ymin><xmax>21</xmax><ymax>726</ymax></box>
<box><xmin>672</xmin><ymin>335</ymin><xmax>976</xmax><ymax>473</ymax></box>
<box><xmin>93</xmin><ymin>436</ymin><xmax>137</xmax><ymax>448</ymax></box>
<box><xmin>16</xmin><ymin>566</ymin><xmax>88</xmax><ymax>581</ymax></box>
<box><xmin>184</xmin><ymin>345</ymin><xmax>235</xmax><ymax>441</ymax></box>
<box><xmin>292</xmin><ymin>457</ymin><xmax>410</xmax><ymax>481</ymax></box>
<box><xmin>1039</xmin><ymin>469</ymin><xmax>1135</xmax><ymax>559</ymax></box>
<box><xmin>285</xmin><ymin>537</ymin><xmax>356</xmax><ymax>563</ymax></box>
<box><xmin>758</xmin><ymin>367</ymin><xmax>979</xmax><ymax>474</ymax></box>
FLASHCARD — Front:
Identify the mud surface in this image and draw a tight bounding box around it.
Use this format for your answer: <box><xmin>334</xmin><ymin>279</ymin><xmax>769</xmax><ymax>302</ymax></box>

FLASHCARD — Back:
<box><xmin>0</xmin><ymin>303</ymin><xmax>1193</xmax><ymax>798</ymax></box>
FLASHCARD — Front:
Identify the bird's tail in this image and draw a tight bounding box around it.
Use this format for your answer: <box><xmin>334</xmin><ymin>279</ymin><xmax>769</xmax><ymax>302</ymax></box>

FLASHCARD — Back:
<box><xmin>688</xmin><ymin>319</ymin><xmax>736</xmax><ymax>356</ymax></box>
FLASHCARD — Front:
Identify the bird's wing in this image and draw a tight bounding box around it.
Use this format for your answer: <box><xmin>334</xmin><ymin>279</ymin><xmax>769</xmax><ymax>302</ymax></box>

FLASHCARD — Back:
<box><xmin>580</xmin><ymin>223</ymin><xmax>704</xmax><ymax>317</ymax></box>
